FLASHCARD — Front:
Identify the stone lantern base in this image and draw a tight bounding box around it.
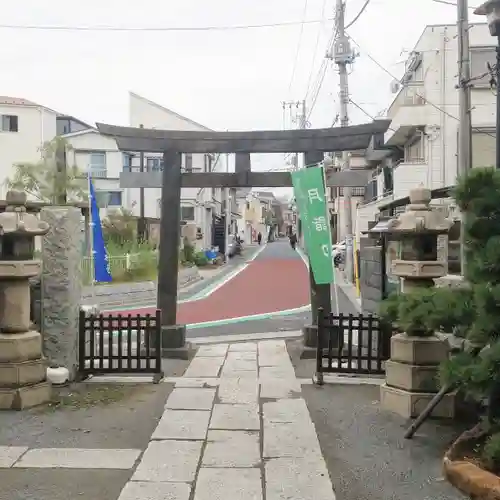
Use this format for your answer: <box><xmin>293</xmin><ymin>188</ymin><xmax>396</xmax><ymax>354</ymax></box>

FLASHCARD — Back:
<box><xmin>380</xmin><ymin>333</ymin><xmax>455</xmax><ymax>419</ymax></box>
<box><xmin>0</xmin><ymin>331</ymin><xmax>51</xmax><ymax>410</ymax></box>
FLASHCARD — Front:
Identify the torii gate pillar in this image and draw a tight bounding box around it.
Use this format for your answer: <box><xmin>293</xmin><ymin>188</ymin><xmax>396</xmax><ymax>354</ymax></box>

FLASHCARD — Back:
<box><xmin>157</xmin><ymin>150</ymin><xmax>188</xmax><ymax>358</ymax></box>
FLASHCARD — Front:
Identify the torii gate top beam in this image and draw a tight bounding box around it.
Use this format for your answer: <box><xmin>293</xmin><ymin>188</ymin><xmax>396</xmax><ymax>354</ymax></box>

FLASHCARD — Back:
<box><xmin>96</xmin><ymin>120</ymin><xmax>390</xmax><ymax>154</ymax></box>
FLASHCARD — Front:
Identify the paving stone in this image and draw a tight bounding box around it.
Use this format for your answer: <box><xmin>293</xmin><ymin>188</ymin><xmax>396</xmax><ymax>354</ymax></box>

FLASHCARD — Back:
<box><xmin>152</xmin><ymin>410</ymin><xmax>211</xmax><ymax>440</ymax></box>
<box><xmin>226</xmin><ymin>351</ymin><xmax>257</xmax><ymax>361</ymax></box>
<box><xmin>258</xmin><ymin>340</ymin><xmax>286</xmax><ymax>352</ymax></box>
<box><xmin>13</xmin><ymin>448</ymin><xmax>141</xmax><ymax>469</ymax></box>
<box><xmin>132</xmin><ymin>440</ymin><xmax>203</xmax><ymax>482</ymax></box>
<box><xmin>263</xmin><ymin>398</ymin><xmax>311</xmax><ymax>424</ymax></box>
<box><xmin>228</xmin><ymin>342</ymin><xmax>257</xmax><ymax>352</ymax></box>
<box><xmin>118</xmin><ymin>481</ymin><xmax>191</xmax><ymax>500</ymax></box>
<box><xmin>259</xmin><ymin>366</ymin><xmax>296</xmax><ymax>381</ymax></box>
<box><xmin>221</xmin><ymin>369</ymin><xmax>258</xmax><ymax>379</ymax></box>
<box><xmin>210</xmin><ymin>404</ymin><xmax>260</xmax><ymax>430</ymax></box>
<box><xmin>194</xmin><ymin>468</ymin><xmax>262</xmax><ymax>500</ymax></box>
<box><xmin>218</xmin><ymin>378</ymin><xmax>258</xmax><ymax>404</ymax></box>
<box><xmin>263</xmin><ymin>420</ymin><xmax>321</xmax><ymax>458</ymax></box>
<box><xmin>173</xmin><ymin>378</ymin><xmax>220</xmax><ymax>388</ymax></box>
<box><xmin>165</xmin><ymin>388</ymin><xmax>216</xmax><ymax>410</ymax></box>
<box><xmin>197</xmin><ymin>344</ymin><xmax>229</xmax><ymax>357</ymax></box>
<box><xmin>265</xmin><ymin>456</ymin><xmax>335</xmax><ymax>500</ymax></box>
<box><xmin>260</xmin><ymin>379</ymin><xmax>302</xmax><ymax>399</ymax></box>
<box><xmin>222</xmin><ymin>360</ymin><xmax>257</xmax><ymax>372</ymax></box>
<box><xmin>202</xmin><ymin>430</ymin><xmax>260</xmax><ymax>467</ymax></box>
<box><xmin>0</xmin><ymin>446</ymin><xmax>28</xmax><ymax>467</ymax></box>
<box><xmin>184</xmin><ymin>357</ymin><xmax>225</xmax><ymax>378</ymax></box>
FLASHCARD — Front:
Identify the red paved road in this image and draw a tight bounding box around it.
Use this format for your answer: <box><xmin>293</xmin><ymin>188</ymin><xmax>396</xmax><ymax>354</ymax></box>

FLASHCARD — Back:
<box><xmin>107</xmin><ymin>257</ymin><xmax>310</xmax><ymax>323</ymax></box>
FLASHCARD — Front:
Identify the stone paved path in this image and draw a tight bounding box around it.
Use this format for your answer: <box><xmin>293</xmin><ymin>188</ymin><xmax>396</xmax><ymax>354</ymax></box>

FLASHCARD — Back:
<box><xmin>117</xmin><ymin>340</ymin><xmax>336</xmax><ymax>500</ymax></box>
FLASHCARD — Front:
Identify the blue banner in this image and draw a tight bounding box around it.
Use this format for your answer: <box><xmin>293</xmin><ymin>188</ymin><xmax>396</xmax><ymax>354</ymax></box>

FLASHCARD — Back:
<box><xmin>89</xmin><ymin>178</ymin><xmax>112</xmax><ymax>283</ymax></box>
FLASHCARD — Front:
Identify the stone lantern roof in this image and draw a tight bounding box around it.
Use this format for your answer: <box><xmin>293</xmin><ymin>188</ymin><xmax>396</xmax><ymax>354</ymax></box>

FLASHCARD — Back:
<box><xmin>387</xmin><ymin>185</ymin><xmax>452</xmax><ymax>235</ymax></box>
<box><xmin>0</xmin><ymin>191</ymin><xmax>50</xmax><ymax>236</ymax></box>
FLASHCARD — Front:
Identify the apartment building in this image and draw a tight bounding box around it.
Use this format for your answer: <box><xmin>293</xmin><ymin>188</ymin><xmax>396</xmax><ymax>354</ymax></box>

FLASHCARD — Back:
<box><xmin>0</xmin><ymin>96</ymin><xmax>58</xmax><ymax>199</ymax></box>
<box><xmin>357</xmin><ymin>22</ymin><xmax>497</xmax><ymax>237</ymax></box>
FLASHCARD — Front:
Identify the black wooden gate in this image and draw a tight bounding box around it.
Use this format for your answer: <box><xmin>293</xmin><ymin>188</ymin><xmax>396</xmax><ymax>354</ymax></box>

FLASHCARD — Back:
<box><xmin>315</xmin><ymin>308</ymin><xmax>391</xmax><ymax>382</ymax></box>
<box><xmin>78</xmin><ymin>310</ymin><xmax>163</xmax><ymax>381</ymax></box>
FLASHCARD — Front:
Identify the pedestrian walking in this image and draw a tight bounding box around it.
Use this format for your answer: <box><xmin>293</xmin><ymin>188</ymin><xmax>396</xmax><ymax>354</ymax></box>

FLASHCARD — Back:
<box><xmin>257</xmin><ymin>232</ymin><xmax>262</xmax><ymax>245</ymax></box>
<box><xmin>289</xmin><ymin>232</ymin><xmax>297</xmax><ymax>250</ymax></box>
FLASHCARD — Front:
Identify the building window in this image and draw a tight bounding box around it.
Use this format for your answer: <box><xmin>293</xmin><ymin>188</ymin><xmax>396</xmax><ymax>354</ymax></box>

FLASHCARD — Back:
<box><xmin>470</xmin><ymin>46</ymin><xmax>496</xmax><ymax>87</ymax></box>
<box><xmin>107</xmin><ymin>191</ymin><xmax>122</xmax><ymax>206</ymax></box>
<box><xmin>123</xmin><ymin>153</ymin><xmax>132</xmax><ymax>172</ymax></box>
<box><xmin>184</xmin><ymin>154</ymin><xmax>193</xmax><ymax>172</ymax></box>
<box><xmin>181</xmin><ymin>206</ymin><xmax>195</xmax><ymax>221</ymax></box>
<box><xmin>404</xmin><ymin>132</ymin><xmax>425</xmax><ymax>163</ymax></box>
<box><xmin>89</xmin><ymin>152</ymin><xmax>107</xmax><ymax>177</ymax></box>
<box><xmin>146</xmin><ymin>157</ymin><xmax>163</xmax><ymax>172</ymax></box>
<box><xmin>1</xmin><ymin>115</ymin><xmax>18</xmax><ymax>132</ymax></box>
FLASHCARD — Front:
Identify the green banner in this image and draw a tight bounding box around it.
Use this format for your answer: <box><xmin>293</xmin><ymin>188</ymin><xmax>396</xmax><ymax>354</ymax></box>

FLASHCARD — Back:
<box><xmin>291</xmin><ymin>166</ymin><xmax>334</xmax><ymax>285</ymax></box>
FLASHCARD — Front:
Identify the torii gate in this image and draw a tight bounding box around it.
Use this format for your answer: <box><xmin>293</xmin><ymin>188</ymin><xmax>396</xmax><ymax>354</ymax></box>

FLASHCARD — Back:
<box><xmin>97</xmin><ymin>120</ymin><xmax>390</xmax><ymax>357</ymax></box>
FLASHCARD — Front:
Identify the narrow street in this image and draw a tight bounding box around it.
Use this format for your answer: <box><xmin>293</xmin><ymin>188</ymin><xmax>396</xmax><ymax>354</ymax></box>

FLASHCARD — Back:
<box><xmin>117</xmin><ymin>240</ymin><xmax>311</xmax><ymax>324</ymax></box>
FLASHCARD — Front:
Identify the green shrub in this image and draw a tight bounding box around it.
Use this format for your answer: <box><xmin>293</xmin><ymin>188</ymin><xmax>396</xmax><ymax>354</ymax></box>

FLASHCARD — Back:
<box><xmin>483</xmin><ymin>432</ymin><xmax>500</xmax><ymax>470</ymax></box>
<box><xmin>193</xmin><ymin>251</ymin><xmax>209</xmax><ymax>267</ymax></box>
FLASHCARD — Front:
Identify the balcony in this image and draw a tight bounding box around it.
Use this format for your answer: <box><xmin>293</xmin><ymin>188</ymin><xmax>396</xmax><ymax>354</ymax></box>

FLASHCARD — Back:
<box><xmin>385</xmin><ymin>85</ymin><xmax>428</xmax><ymax>146</ymax></box>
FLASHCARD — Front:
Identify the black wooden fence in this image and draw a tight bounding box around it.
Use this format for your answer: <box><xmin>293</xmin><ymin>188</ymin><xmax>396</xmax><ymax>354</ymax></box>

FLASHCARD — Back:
<box><xmin>78</xmin><ymin>310</ymin><xmax>163</xmax><ymax>380</ymax></box>
<box><xmin>315</xmin><ymin>308</ymin><xmax>391</xmax><ymax>382</ymax></box>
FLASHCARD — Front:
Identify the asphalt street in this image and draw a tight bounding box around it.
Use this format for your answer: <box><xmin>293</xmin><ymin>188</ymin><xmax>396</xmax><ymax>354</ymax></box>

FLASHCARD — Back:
<box><xmin>185</xmin><ymin>239</ymin><xmax>358</xmax><ymax>339</ymax></box>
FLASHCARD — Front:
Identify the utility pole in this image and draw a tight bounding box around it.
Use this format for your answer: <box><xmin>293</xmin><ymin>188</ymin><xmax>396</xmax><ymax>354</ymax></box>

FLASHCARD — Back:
<box><xmin>138</xmin><ymin>124</ymin><xmax>147</xmax><ymax>243</ymax></box>
<box><xmin>224</xmin><ymin>153</ymin><xmax>231</xmax><ymax>261</ymax></box>
<box><xmin>332</xmin><ymin>0</ymin><xmax>355</xmax><ymax>282</ymax></box>
<box><xmin>457</xmin><ymin>0</ymin><xmax>472</xmax><ymax>275</ymax></box>
<box><xmin>282</xmin><ymin>100</ymin><xmax>306</xmax><ymax>171</ymax></box>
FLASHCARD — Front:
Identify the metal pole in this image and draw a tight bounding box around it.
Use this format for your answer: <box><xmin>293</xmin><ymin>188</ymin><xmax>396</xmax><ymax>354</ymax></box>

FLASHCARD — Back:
<box><xmin>224</xmin><ymin>154</ymin><xmax>230</xmax><ymax>260</ymax></box>
<box><xmin>138</xmin><ymin>124</ymin><xmax>146</xmax><ymax>243</ymax></box>
<box><xmin>334</xmin><ymin>0</ymin><xmax>354</xmax><ymax>283</ymax></box>
<box><xmin>496</xmin><ymin>36</ymin><xmax>500</xmax><ymax>169</ymax></box>
<box><xmin>457</xmin><ymin>0</ymin><xmax>472</xmax><ymax>276</ymax></box>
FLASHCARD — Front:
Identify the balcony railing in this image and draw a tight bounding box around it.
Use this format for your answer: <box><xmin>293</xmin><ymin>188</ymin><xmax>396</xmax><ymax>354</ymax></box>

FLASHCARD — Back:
<box><xmin>387</xmin><ymin>85</ymin><xmax>426</xmax><ymax>121</ymax></box>
<box><xmin>83</xmin><ymin>169</ymin><xmax>107</xmax><ymax>178</ymax></box>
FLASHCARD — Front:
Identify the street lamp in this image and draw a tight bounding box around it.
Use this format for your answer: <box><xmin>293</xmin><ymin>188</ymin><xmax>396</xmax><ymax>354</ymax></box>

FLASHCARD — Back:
<box><xmin>475</xmin><ymin>0</ymin><xmax>500</xmax><ymax>168</ymax></box>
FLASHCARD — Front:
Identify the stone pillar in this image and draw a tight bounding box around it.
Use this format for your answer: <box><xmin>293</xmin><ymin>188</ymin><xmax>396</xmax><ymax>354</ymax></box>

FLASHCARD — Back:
<box><xmin>380</xmin><ymin>186</ymin><xmax>455</xmax><ymax>418</ymax></box>
<box><xmin>0</xmin><ymin>190</ymin><xmax>52</xmax><ymax>409</ymax></box>
<box><xmin>40</xmin><ymin>207</ymin><xmax>82</xmax><ymax>380</ymax></box>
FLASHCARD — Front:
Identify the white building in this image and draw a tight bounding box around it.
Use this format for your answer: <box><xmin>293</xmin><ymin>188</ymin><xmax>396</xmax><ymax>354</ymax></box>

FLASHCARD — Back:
<box><xmin>357</xmin><ymin>22</ymin><xmax>497</xmax><ymax>237</ymax></box>
<box><xmin>0</xmin><ymin>96</ymin><xmax>58</xmax><ymax>199</ymax></box>
<box><xmin>0</xmin><ymin>92</ymin><xmax>224</xmax><ymax>249</ymax></box>
<box><xmin>63</xmin><ymin>92</ymin><xmax>224</xmax><ymax>249</ymax></box>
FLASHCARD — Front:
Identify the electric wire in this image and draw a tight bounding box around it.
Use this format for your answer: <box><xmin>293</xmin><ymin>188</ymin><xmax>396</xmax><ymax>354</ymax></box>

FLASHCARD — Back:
<box><xmin>304</xmin><ymin>0</ymin><xmax>329</xmax><ymax>98</ymax></box>
<box><xmin>347</xmin><ymin>34</ymin><xmax>496</xmax><ymax>139</ymax></box>
<box><xmin>345</xmin><ymin>0</ymin><xmax>372</xmax><ymax>30</ymax></box>
<box><xmin>288</xmin><ymin>0</ymin><xmax>309</xmax><ymax>94</ymax></box>
<box><xmin>0</xmin><ymin>17</ymin><xmax>335</xmax><ymax>32</ymax></box>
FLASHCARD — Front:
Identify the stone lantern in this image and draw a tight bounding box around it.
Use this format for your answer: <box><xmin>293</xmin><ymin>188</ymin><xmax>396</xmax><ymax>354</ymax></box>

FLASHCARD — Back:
<box><xmin>387</xmin><ymin>186</ymin><xmax>451</xmax><ymax>292</ymax></box>
<box><xmin>0</xmin><ymin>190</ymin><xmax>51</xmax><ymax>409</ymax></box>
<box><xmin>380</xmin><ymin>186</ymin><xmax>455</xmax><ymax>418</ymax></box>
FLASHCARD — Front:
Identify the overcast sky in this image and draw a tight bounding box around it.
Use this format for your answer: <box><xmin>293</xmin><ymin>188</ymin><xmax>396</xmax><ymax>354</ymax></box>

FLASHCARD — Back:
<box><xmin>0</xmin><ymin>0</ymin><xmax>487</xmax><ymax>184</ymax></box>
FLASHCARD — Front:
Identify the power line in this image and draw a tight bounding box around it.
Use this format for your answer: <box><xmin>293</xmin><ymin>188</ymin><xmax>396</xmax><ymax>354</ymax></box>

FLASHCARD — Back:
<box><xmin>0</xmin><ymin>17</ymin><xmax>335</xmax><ymax>33</ymax></box>
<box><xmin>288</xmin><ymin>0</ymin><xmax>310</xmax><ymax>94</ymax></box>
<box><xmin>345</xmin><ymin>0</ymin><xmax>372</xmax><ymax>30</ymax></box>
<box><xmin>348</xmin><ymin>34</ymin><xmax>496</xmax><ymax>139</ymax></box>
<box><xmin>304</xmin><ymin>0</ymin><xmax>329</xmax><ymax>98</ymax></box>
